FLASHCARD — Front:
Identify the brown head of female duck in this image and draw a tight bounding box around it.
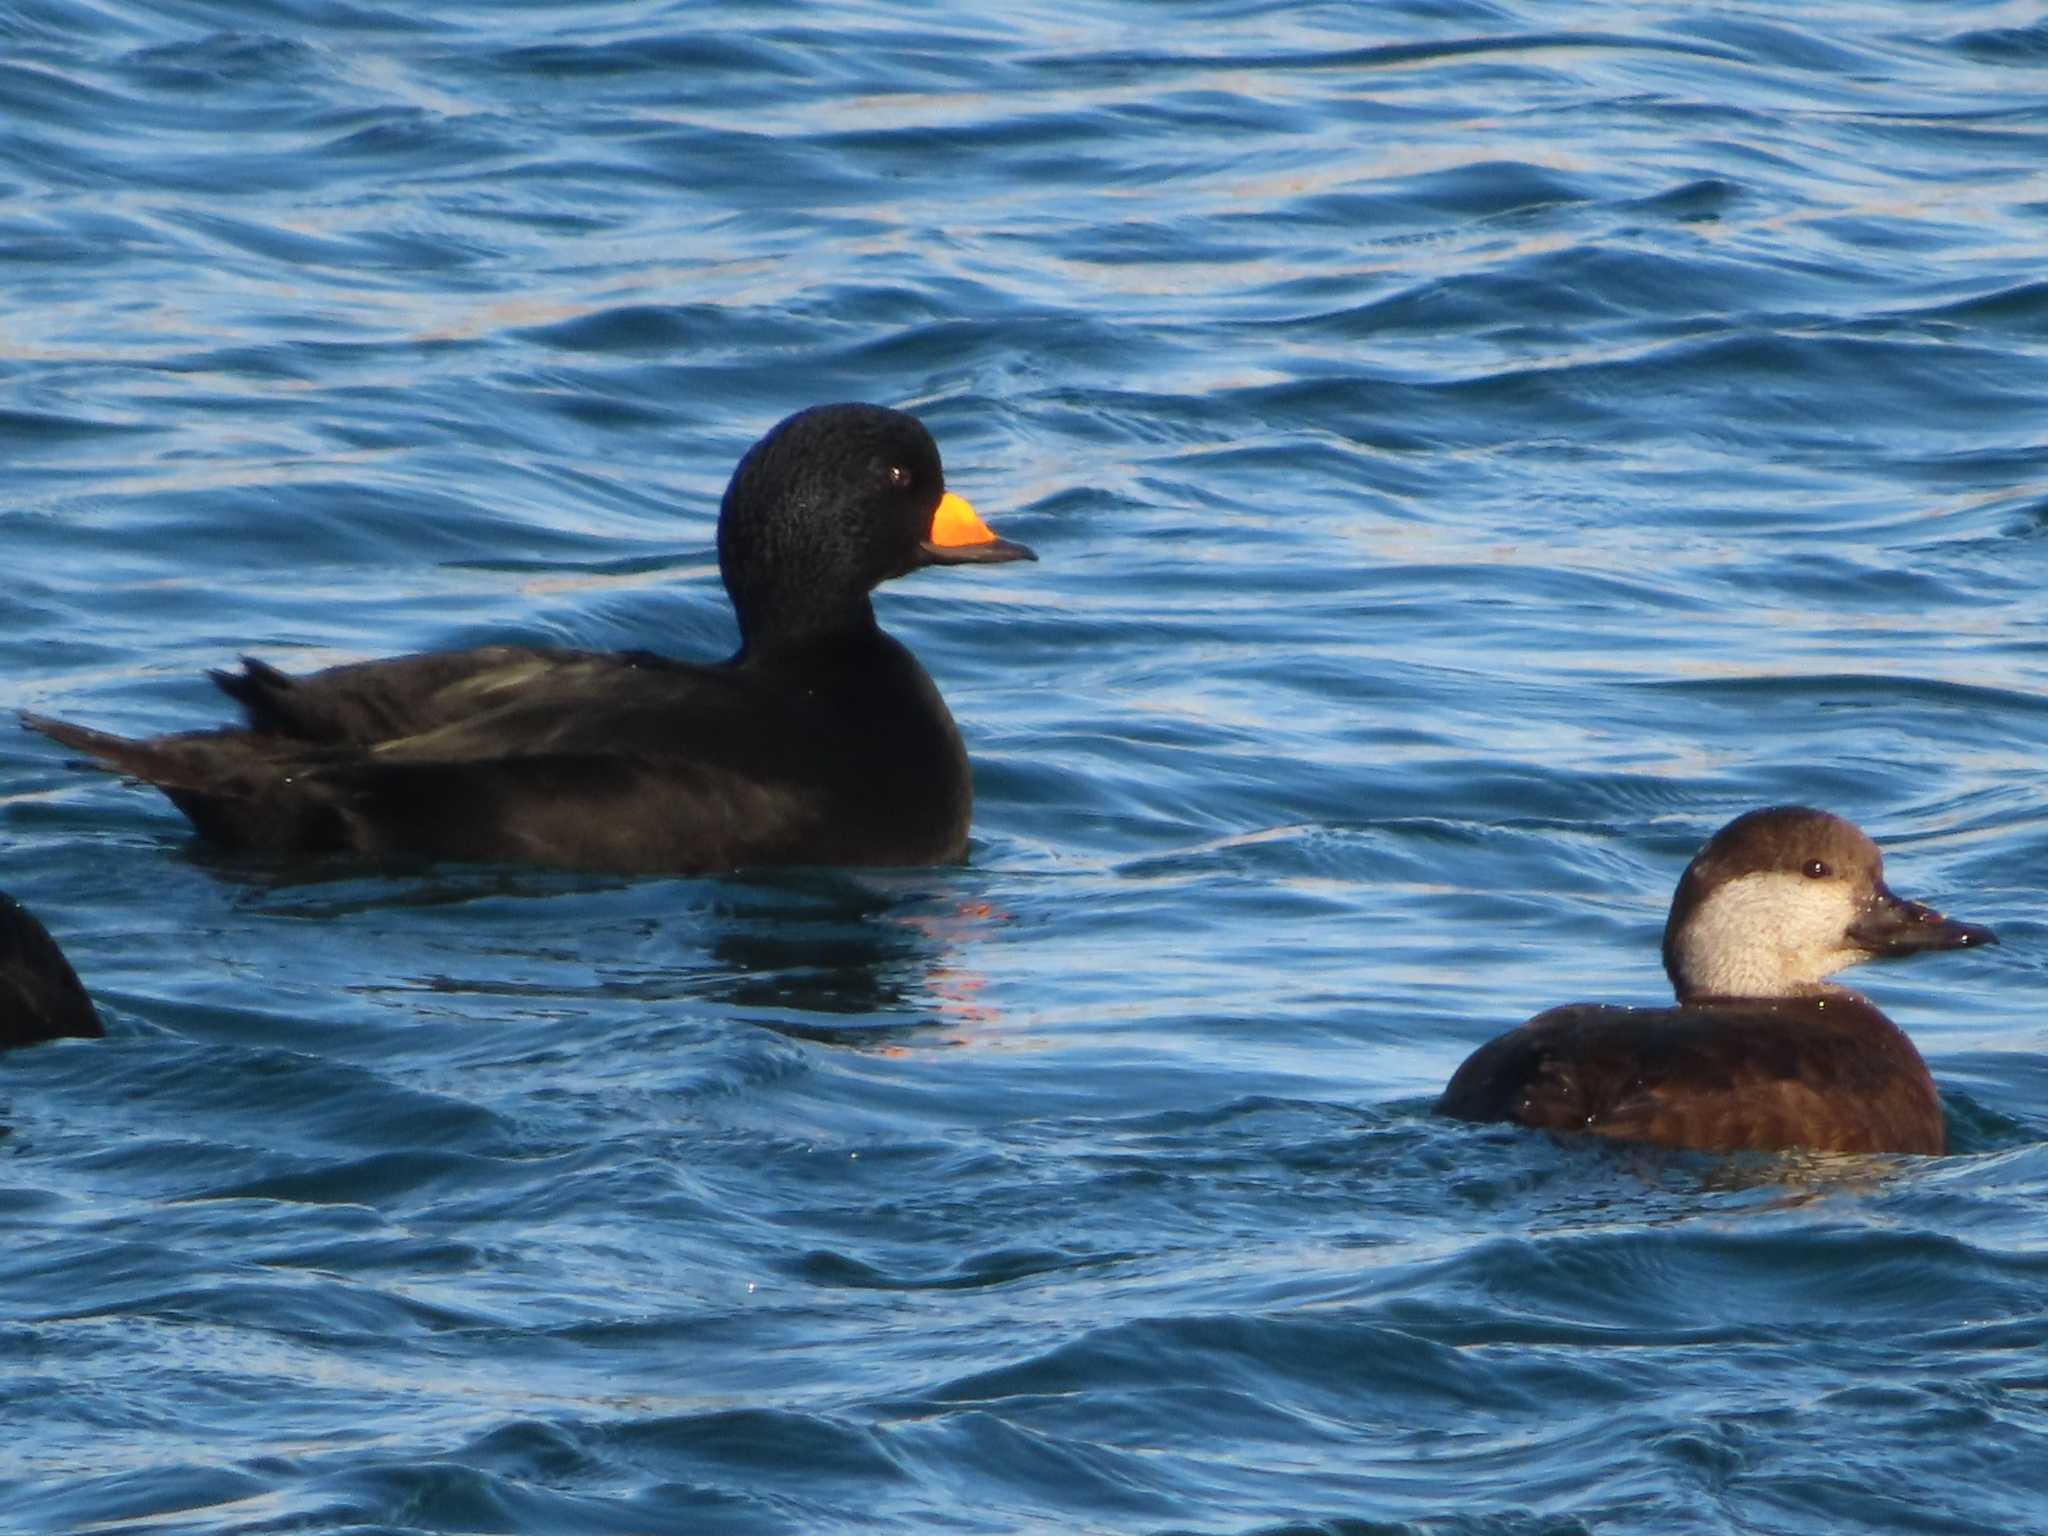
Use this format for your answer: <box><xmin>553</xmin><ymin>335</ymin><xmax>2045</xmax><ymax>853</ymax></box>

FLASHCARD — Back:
<box><xmin>1437</xmin><ymin>807</ymin><xmax>1997</xmax><ymax>1155</ymax></box>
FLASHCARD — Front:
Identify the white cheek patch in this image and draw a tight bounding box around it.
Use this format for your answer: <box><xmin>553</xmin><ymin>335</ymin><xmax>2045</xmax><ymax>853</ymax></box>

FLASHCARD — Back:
<box><xmin>1673</xmin><ymin>871</ymin><xmax>1865</xmax><ymax>998</ymax></box>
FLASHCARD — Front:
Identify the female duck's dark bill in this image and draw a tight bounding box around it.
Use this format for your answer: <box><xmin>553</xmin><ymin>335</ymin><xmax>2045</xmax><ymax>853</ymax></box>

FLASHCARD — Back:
<box><xmin>1849</xmin><ymin>888</ymin><xmax>1997</xmax><ymax>956</ymax></box>
<box><xmin>922</xmin><ymin>492</ymin><xmax>1036</xmax><ymax>566</ymax></box>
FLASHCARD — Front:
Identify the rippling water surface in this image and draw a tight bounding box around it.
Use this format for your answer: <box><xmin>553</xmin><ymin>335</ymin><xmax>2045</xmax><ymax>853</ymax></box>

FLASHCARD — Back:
<box><xmin>5</xmin><ymin>3</ymin><xmax>2048</xmax><ymax>1532</ymax></box>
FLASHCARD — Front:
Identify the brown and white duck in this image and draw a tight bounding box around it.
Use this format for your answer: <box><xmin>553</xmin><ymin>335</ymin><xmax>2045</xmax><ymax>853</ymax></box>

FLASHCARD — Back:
<box><xmin>1437</xmin><ymin>806</ymin><xmax>1996</xmax><ymax>1155</ymax></box>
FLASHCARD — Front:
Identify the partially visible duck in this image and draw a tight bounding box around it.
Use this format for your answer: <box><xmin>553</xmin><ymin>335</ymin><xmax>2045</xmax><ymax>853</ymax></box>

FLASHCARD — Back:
<box><xmin>23</xmin><ymin>403</ymin><xmax>1035</xmax><ymax>874</ymax></box>
<box><xmin>0</xmin><ymin>893</ymin><xmax>99</xmax><ymax>1050</ymax></box>
<box><xmin>1436</xmin><ymin>806</ymin><xmax>1996</xmax><ymax>1155</ymax></box>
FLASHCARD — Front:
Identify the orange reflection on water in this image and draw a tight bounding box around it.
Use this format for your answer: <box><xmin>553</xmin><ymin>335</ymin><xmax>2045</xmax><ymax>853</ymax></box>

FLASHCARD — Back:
<box><xmin>873</xmin><ymin>896</ymin><xmax>1017</xmax><ymax>1049</ymax></box>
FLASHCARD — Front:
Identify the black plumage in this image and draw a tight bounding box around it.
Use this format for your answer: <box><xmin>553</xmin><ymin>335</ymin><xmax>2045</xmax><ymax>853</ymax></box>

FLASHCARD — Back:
<box><xmin>0</xmin><ymin>894</ymin><xmax>99</xmax><ymax>1051</ymax></box>
<box><xmin>24</xmin><ymin>403</ymin><xmax>1034</xmax><ymax>874</ymax></box>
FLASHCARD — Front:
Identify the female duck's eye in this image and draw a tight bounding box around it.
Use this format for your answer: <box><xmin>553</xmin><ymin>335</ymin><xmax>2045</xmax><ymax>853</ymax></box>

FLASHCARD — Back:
<box><xmin>886</xmin><ymin>464</ymin><xmax>912</xmax><ymax>490</ymax></box>
<box><xmin>1804</xmin><ymin>859</ymin><xmax>1830</xmax><ymax>879</ymax></box>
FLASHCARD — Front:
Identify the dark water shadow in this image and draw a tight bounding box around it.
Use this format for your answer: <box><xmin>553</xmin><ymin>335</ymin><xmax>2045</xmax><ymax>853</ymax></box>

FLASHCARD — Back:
<box><xmin>176</xmin><ymin>839</ymin><xmax>1005</xmax><ymax>1045</ymax></box>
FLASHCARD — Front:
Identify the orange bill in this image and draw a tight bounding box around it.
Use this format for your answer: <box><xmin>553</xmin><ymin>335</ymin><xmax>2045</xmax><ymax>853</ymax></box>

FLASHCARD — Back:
<box><xmin>920</xmin><ymin>491</ymin><xmax>1036</xmax><ymax>566</ymax></box>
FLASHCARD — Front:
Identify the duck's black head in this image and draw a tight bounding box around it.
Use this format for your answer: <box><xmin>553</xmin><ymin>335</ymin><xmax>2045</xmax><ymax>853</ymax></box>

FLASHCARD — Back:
<box><xmin>716</xmin><ymin>403</ymin><xmax>1034</xmax><ymax>654</ymax></box>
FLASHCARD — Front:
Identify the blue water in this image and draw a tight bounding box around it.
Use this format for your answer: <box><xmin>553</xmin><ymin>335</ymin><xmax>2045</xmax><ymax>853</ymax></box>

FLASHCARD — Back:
<box><xmin>4</xmin><ymin>2</ymin><xmax>2048</xmax><ymax>1532</ymax></box>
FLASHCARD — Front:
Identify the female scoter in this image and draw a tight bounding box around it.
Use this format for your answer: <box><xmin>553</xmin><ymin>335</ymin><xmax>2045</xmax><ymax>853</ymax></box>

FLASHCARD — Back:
<box><xmin>0</xmin><ymin>893</ymin><xmax>99</xmax><ymax>1050</ymax></box>
<box><xmin>23</xmin><ymin>403</ymin><xmax>1035</xmax><ymax>874</ymax></box>
<box><xmin>1436</xmin><ymin>806</ymin><xmax>1996</xmax><ymax>1155</ymax></box>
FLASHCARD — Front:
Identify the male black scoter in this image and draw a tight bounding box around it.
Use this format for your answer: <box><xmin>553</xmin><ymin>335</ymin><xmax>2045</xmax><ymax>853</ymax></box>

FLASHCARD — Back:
<box><xmin>0</xmin><ymin>893</ymin><xmax>99</xmax><ymax>1050</ymax></box>
<box><xmin>24</xmin><ymin>403</ymin><xmax>1035</xmax><ymax>874</ymax></box>
<box><xmin>1436</xmin><ymin>806</ymin><xmax>1995</xmax><ymax>1155</ymax></box>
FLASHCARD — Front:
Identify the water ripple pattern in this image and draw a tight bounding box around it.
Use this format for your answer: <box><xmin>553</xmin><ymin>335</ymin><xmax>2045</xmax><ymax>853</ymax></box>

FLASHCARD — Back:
<box><xmin>4</xmin><ymin>2</ymin><xmax>2047</xmax><ymax>1533</ymax></box>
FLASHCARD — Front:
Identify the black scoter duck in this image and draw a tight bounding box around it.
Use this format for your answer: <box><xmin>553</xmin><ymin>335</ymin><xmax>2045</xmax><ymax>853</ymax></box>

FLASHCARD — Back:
<box><xmin>24</xmin><ymin>403</ymin><xmax>1035</xmax><ymax>874</ymax></box>
<box><xmin>1437</xmin><ymin>806</ymin><xmax>1996</xmax><ymax>1155</ymax></box>
<box><xmin>0</xmin><ymin>893</ymin><xmax>99</xmax><ymax>1050</ymax></box>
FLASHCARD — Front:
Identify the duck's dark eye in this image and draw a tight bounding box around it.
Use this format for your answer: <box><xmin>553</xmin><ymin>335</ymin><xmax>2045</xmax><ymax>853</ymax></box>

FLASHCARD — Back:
<box><xmin>1804</xmin><ymin>859</ymin><xmax>1830</xmax><ymax>879</ymax></box>
<box><xmin>886</xmin><ymin>464</ymin><xmax>912</xmax><ymax>490</ymax></box>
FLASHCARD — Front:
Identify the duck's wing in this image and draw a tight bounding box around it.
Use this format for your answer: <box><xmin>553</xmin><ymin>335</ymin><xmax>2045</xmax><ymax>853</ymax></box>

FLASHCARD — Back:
<box><xmin>0</xmin><ymin>894</ymin><xmax>99</xmax><ymax>1049</ymax></box>
<box><xmin>21</xmin><ymin>714</ymin><xmax>829</xmax><ymax>871</ymax></box>
<box><xmin>1438</xmin><ymin>1005</ymin><xmax>1639</xmax><ymax>1131</ymax></box>
<box><xmin>22</xmin><ymin>647</ymin><xmax>752</xmax><ymax>784</ymax></box>
<box><xmin>209</xmin><ymin>647</ymin><xmax>669</xmax><ymax>746</ymax></box>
